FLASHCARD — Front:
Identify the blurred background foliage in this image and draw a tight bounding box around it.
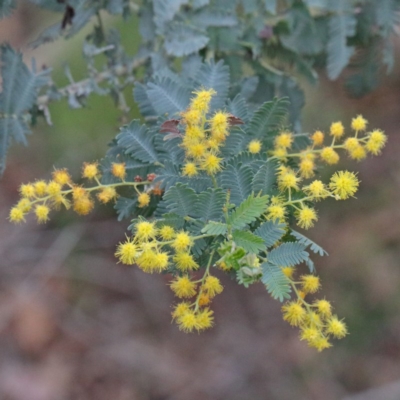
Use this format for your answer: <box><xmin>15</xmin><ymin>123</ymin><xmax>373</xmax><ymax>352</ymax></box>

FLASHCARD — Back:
<box><xmin>1</xmin><ymin>3</ymin><xmax>400</xmax><ymax>400</ymax></box>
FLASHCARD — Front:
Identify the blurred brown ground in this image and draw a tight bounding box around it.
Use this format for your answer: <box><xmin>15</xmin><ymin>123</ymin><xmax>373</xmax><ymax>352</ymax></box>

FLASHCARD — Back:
<box><xmin>1</xmin><ymin>6</ymin><xmax>400</xmax><ymax>400</ymax></box>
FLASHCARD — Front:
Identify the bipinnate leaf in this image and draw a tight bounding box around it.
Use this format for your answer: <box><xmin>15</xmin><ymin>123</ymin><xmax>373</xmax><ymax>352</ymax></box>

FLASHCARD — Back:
<box><xmin>116</xmin><ymin>120</ymin><xmax>159</xmax><ymax>163</ymax></box>
<box><xmin>232</xmin><ymin>230</ymin><xmax>265</xmax><ymax>253</ymax></box>
<box><xmin>194</xmin><ymin>60</ymin><xmax>230</xmax><ymax>111</ymax></box>
<box><xmin>246</xmin><ymin>97</ymin><xmax>289</xmax><ymax>139</ymax></box>
<box><xmin>261</xmin><ymin>262</ymin><xmax>291</xmax><ymax>301</ymax></box>
<box><xmin>268</xmin><ymin>242</ymin><xmax>309</xmax><ymax>267</ymax></box>
<box><xmin>163</xmin><ymin>183</ymin><xmax>198</xmax><ymax>217</ymax></box>
<box><xmin>254</xmin><ymin>220</ymin><xmax>286</xmax><ymax>248</ymax></box>
<box><xmin>326</xmin><ymin>13</ymin><xmax>356</xmax><ymax>80</ymax></box>
<box><xmin>115</xmin><ymin>197</ymin><xmax>137</xmax><ymax>221</ymax></box>
<box><xmin>201</xmin><ymin>221</ymin><xmax>228</xmax><ymax>236</ymax></box>
<box><xmin>0</xmin><ymin>44</ymin><xmax>50</xmax><ymax>174</ymax></box>
<box><xmin>193</xmin><ymin>188</ymin><xmax>226</xmax><ymax>221</ymax></box>
<box><xmin>227</xmin><ymin>193</ymin><xmax>269</xmax><ymax>230</ymax></box>
<box><xmin>164</xmin><ymin>23</ymin><xmax>209</xmax><ymax>56</ymax></box>
<box><xmin>252</xmin><ymin>160</ymin><xmax>277</xmax><ymax>195</ymax></box>
<box><xmin>290</xmin><ymin>230</ymin><xmax>328</xmax><ymax>256</ymax></box>
<box><xmin>146</xmin><ymin>77</ymin><xmax>190</xmax><ymax>117</ymax></box>
<box><xmin>219</xmin><ymin>163</ymin><xmax>253</xmax><ymax>206</ymax></box>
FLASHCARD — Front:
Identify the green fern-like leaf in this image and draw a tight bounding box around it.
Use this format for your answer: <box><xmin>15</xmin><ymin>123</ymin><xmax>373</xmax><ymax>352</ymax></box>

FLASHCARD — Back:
<box><xmin>252</xmin><ymin>160</ymin><xmax>277</xmax><ymax>195</ymax></box>
<box><xmin>327</xmin><ymin>12</ymin><xmax>356</xmax><ymax>80</ymax></box>
<box><xmin>232</xmin><ymin>230</ymin><xmax>265</xmax><ymax>253</ymax></box>
<box><xmin>0</xmin><ymin>45</ymin><xmax>51</xmax><ymax>173</ymax></box>
<box><xmin>201</xmin><ymin>221</ymin><xmax>228</xmax><ymax>235</ymax></box>
<box><xmin>254</xmin><ymin>220</ymin><xmax>286</xmax><ymax>248</ymax></box>
<box><xmin>268</xmin><ymin>242</ymin><xmax>309</xmax><ymax>267</ymax></box>
<box><xmin>194</xmin><ymin>60</ymin><xmax>230</xmax><ymax>111</ymax></box>
<box><xmin>146</xmin><ymin>77</ymin><xmax>190</xmax><ymax>117</ymax></box>
<box><xmin>227</xmin><ymin>193</ymin><xmax>269</xmax><ymax>229</ymax></box>
<box><xmin>268</xmin><ymin>243</ymin><xmax>309</xmax><ymax>267</ymax></box>
<box><xmin>193</xmin><ymin>188</ymin><xmax>226</xmax><ymax>221</ymax></box>
<box><xmin>261</xmin><ymin>262</ymin><xmax>291</xmax><ymax>301</ymax></box>
<box><xmin>163</xmin><ymin>183</ymin><xmax>198</xmax><ymax>217</ymax></box>
<box><xmin>290</xmin><ymin>230</ymin><xmax>328</xmax><ymax>256</ymax></box>
<box><xmin>164</xmin><ymin>23</ymin><xmax>209</xmax><ymax>56</ymax></box>
<box><xmin>157</xmin><ymin>213</ymin><xmax>185</xmax><ymax>229</ymax></box>
<box><xmin>245</xmin><ymin>97</ymin><xmax>289</xmax><ymax>139</ymax></box>
<box><xmin>219</xmin><ymin>163</ymin><xmax>253</xmax><ymax>206</ymax></box>
<box><xmin>133</xmin><ymin>83</ymin><xmax>157</xmax><ymax>118</ymax></box>
<box><xmin>116</xmin><ymin>120</ymin><xmax>159</xmax><ymax>163</ymax></box>
<box><xmin>115</xmin><ymin>197</ymin><xmax>137</xmax><ymax>221</ymax></box>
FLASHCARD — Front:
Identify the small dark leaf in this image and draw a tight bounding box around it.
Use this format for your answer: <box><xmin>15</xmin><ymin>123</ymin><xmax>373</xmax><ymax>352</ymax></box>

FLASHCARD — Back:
<box><xmin>228</xmin><ymin>115</ymin><xmax>244</xmax><ymax>126</ymax></box>
<box><xmin>61</xmin><ymin>5</ymin><xmax>75</xmax><ymax>29</ymax></box>
<box><xmin>160</xmin><ymin>119</ymin><xmax>180</xmax><ymax>134</ymax></box>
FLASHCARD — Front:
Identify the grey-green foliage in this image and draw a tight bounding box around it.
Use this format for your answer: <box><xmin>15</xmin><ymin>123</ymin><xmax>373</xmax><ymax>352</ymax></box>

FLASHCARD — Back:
<box><xmin>0</xmin><ymin>45</ymin><xmax>50</xmax><ymax>174</ymax></box>
<box><xmin>0</xmin><ymin>0</ymin><xmax>399</xmax><ymax>174</ymax></box>
<box><xmin>106</xmin><ymin>59</ymin><xmax>320</xmax><ymax>299</ymax></box>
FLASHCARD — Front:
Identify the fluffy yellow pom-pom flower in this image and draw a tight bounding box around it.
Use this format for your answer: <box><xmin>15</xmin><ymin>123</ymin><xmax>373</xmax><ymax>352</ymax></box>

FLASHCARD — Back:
<box><xmin>115</xmin><ymin>238</ymin><xmax>137</xmax><ymax>265</ymax></box>
<box><xmin>135</xmin><ymin>221</ymin><xmax>157</xmax><ymax>241</ymax></box>
<box><xmin>311</xmin><ymin>130</ymin><xmax>324</xmax><ymax>146</ymax></box>
<box><xmin>35</xmin><ymin>204</ymin><xmax>50</xmax><ymax>224</ymax></box>
<box><xmin>182</xmin><ymin>162</ymin><xmax>198</xmax><ymax>177</ymax></box>
<box><xmin>195</xmin><ymin>308</ymin><xmax>214</xmax><ymax>331</ymax></box>
<box><xmin>97</xmin><ymin>187</ymin><xmax>117</xmax><ymax>203</ymax></box>
<box><xmin>320</xmin><ymin>147</ymin><xmax>339</xmax><ymax>164</ymax></box>
<box><xmin>20</xmin><ymin>183</ymin><xmax>36</xmax><ymax>199</ymax></box>
<box><xmin>34</xmin><ymin>180</ymin><xmax>48</xmax><ymax>197</ymax></box>
<box><xmin>159</xmin><ymin>225</ymin><xmax>175</xmax><ymax>240</ymax></box>
<box><xmin>111</xmin><ymin>163</ymin><xmax>126</xmax><ymax>180</ymax></box>
<box><xmin>330</xmin><ymin>121</ymin><xmax>344</xmax><ymax>139</ymax></box>
<box><xmin>202</xmin><ymin>276</ymin><xmax>223</xmax><ymax>298</ymax></box>
<box><xmin>16</xmin><ymin>198</ymin><xmax>32</xmax><ymax>213</ymax></box>
<box><xmin>301</xmin><ymin>275</ymin><xmax>321</xmax><ymax>294</ymax></box>
<box><xmin>9</xmin><ymin>207</ymin><xmax>25</xmax><ymax>223</ymax></box>
<box><xmin>170</xmin><ymin>276</ymin><xmax>197</xmax><ymax>298</ymax></box>
<box><xmin>329</xmin><ymin>170</ymin><xmax>359</xmax><ymax>200</ymax></box>
<box><xmin>275</xmin><ymin>132</ymin><xmax>293</xmax><ymax>149</ymax></box>
<box><xmin>52</xmin><ymin>169</ymin><xmax>71</xmax><ymax>186</ymax></box>
<box><xmin>314</xmin><ymin>299</ymin><xmax>332</xmax><ymax>318</ymax></box>
<box><xmin>326</xmin><ymin>316</ymin><xmax>348</xmax><ymax>338</ymax></box>
<box><xmin>47</xmin><ymin>181</ymin><xmax>62</xmax><ymax>197</ymax></box>
<box><xmin>282</xmin><ymin>302</ymin><xmax>306</xmax><ymax>326</ymax></box>
<box><xmin>366</xmin><ymin>129</ymin><xmax>387</xmax><ymax>155</ymax></box>
<box><xmin>303</xmin><ymin>180</ymin><xmax>330</xmax><ymax>200</ymax></box>
<box><xmin>297</xmin><ymin>206</ymin><xmax>318</xmax><ymax>229</ymax></box>
<box><xmin>138</xmin><ymin>192</ymin><xmax>151</xmax><ymax>208</ymax></box>
<box><xmin>351</xmin><ymin>115</ymin><xmax>368</xmax><ymax>131</ymax></box>
<box><xmin>172</xmin><ymin>232</ymin><xmax>192</xmax><ymax>251</ymax></box>
<box><xmin>201</xmin><ymin>153</ymin><xmax>222</xmax><ymax>175</ymax></box>
<box><xmin>82</xmin><ymin>162</ymin><xmax>99</xmax><ymax>180</ymax></box>
<box><xmin>173</xmin><ymin>252</ymin><xmax>199</xmax><ymax>271</ymax></box>
<box><xmin>248</xmin><ymin>140</ymin><xmax>262</xmax><ymax>154</ymax></box>
<box><xmin>178</xmin><ymin>310</ymin><xmax>198</xmax><ymax>332</ymax></box>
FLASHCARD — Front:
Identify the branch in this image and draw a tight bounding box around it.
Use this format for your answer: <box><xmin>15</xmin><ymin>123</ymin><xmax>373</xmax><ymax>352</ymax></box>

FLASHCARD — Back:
<box><xmin>36</xmin><ymin>53</ymin><xmax>149</xmax><ymax>107</ymax></box>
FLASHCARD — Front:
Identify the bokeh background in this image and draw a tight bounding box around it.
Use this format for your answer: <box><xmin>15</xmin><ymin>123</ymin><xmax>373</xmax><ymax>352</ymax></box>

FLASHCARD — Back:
<box><xmin>1</xmin><ymin>5</ymin><xmax>400</xmax><ymax>400</ymax></box>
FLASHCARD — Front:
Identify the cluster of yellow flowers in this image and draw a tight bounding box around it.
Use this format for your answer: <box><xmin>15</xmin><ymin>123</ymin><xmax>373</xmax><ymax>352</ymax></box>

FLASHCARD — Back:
<box><xmin>281</xmin><ymin>268</ymin><xmax>347</xmax><ymax>351</ymax></box>
<box><xmin>115</xmin><ymin>222</ymin><xmax>222</xmax><ymax>332</ymax></box>
<box><xmin>8</xmin><ymin>162</ymin><xmax>153</xmax><ymax>224</ymax></box>
<box><xmin>180</xmin><ymin>89</ymin><xmax>230</xmax><ymax>177</ymax></box>
<box><xmin>266</xmin><ymin>115</ymin><xmax>387</xmax><ymax>230</ymax></box>
<box><xmin>8</xmin><ymin>85</ymin><xmax>388</xmax><ymax>350</ymax></box>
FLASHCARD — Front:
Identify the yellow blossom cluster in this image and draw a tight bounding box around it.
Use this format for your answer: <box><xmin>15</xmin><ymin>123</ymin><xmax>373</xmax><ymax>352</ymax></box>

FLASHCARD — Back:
<box><xmin>180</xmin><ymin>89</ymin><xmax>231</xmax><ymax>177</ymax></box>
<box><xmin>115</xmin><ymin>222</ymin><xmax>223</xmax><ymax>332</ymax></box>
<box><xmin>266</xmin><ymin>116</ymin><xmax>387</xmax><ymax>230</ymax></box>
<box><xmin>281</xmin><ymin>268</ymin><xmax>347</xmax><ymax>351</ymax></box>
<box><xmin>8</xmin><ymin>162</ymin><xmax>153</xmax><ymax>224</ymax></box>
